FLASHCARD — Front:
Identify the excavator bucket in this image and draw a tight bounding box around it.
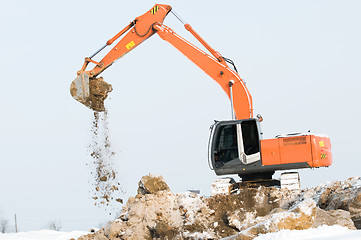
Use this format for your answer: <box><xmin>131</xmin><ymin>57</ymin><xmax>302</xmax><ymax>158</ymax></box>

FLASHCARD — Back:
<box><xmin>70</xmin><ymin>73</ymin><xmax>112</xmax><ymax>112</ymax></box>
<box><xmin>70</xmin><ymin>72</ymin><xmax>90</xmax><ymax>105</ymax></box>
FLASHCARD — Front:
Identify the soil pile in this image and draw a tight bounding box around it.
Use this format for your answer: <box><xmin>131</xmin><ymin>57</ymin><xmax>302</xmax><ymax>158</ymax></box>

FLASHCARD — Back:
<box><xmin>88</xmin><ymin>111</ymin><xmax>123</xmax><ymax>208</ymax></box>
<box><xmin>78</xmin><ymin>176</ymin><xmax>360</xmax><ymax>240</ymax></box>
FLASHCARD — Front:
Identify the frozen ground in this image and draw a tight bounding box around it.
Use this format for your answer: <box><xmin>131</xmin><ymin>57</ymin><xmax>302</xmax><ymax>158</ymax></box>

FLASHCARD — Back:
<box><xmin>254</xmin><ymin>225</ymin><xmax>361</xmax><ymax>240</ymax></box>
<box><xmin>0</xmin><ymin>230</ymin><xmax>87</xmax><ymax>240</ymax></box>
<box><xmin>0</xmin><ymin>226</ymin><xmax>359</xmax><ymax>240</ymax></box>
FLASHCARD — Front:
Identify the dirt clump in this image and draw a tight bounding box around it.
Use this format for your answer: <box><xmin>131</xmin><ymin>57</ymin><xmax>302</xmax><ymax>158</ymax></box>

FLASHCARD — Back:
<box><xmin>138</xmin><ymin>174</ymin><xmax>170</xmax><ymax>195</ymax></box>
<box><xmin>70</xmin><ymin>75</ymin><xmax>112</xmax><ymax>112</ymax></box>
<box><xmin>87</xmin><ymin>77</ymin><xmax>112</xmax><ymax>112</ymax></box>
<box><xmin>312</xmin><ymin>208</ymin><xmax>356</xmax><ymax>230</ymax></box>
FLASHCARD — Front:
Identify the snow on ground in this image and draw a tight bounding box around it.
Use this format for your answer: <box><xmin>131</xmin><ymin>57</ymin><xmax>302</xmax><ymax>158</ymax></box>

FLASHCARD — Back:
<box><xmin>1</xmin><ymin>226</ymin><xmax>360</xmax><ymax>240</ymax></box>
<box><xmin>0</xmin><ymin>230</ymin><xmax>87</xmax><ymax>240</ymax></box>
<box><xmin>254</xmin><ymin>225</ymin><xmax>361</xmax><ymax>240</ymax></box>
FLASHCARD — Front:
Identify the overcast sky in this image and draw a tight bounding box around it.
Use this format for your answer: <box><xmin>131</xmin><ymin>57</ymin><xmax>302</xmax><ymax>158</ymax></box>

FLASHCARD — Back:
<box><xmin>1</xmin><ymin>0</ymin><xmax>360</xmax><ymax>232</ymax></box>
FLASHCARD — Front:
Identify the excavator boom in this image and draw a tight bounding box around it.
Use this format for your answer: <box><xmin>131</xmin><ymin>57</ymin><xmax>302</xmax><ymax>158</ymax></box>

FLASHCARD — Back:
<box><xmin>70</xmin><ymin>4</ymin><xmax>253</xmax><ymax>119</ymax></box>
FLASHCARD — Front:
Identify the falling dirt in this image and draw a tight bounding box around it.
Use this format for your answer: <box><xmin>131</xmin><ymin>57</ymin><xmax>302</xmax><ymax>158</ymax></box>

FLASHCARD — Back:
<box><xmin>88</xmin><ymin>111</ymin><xmax>124</xmax><ymax>210</ymax></box>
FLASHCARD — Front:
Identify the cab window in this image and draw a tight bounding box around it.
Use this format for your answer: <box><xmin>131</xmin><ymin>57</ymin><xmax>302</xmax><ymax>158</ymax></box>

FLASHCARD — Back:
<box><xmin>214</xmin><ymin>125</ymin><xmax>238</xmax><ymax>164</ymax></box>
<box><xmin>241</xmin><ymin>120</ymin><xmax>260</xmax><ymax>155</ymax></box>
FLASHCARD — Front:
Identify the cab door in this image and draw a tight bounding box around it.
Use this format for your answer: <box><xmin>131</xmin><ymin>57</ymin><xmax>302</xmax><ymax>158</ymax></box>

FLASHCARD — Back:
<box><xmin>211</xmin><ymin>119</ymin><xmax>261</xmax><ymax>172</ymax></box>
<box><xmin>237</xmin><ymin>120</ymin><xmax>261</xmax><ymax>164</ymax></box>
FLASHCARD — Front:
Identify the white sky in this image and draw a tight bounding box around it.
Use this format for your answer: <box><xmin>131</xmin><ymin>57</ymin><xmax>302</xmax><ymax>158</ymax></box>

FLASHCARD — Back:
<box><xmin>1</xmin><ymin>0</ymin><xmax>360</xmax><ymax>232</ymax></box>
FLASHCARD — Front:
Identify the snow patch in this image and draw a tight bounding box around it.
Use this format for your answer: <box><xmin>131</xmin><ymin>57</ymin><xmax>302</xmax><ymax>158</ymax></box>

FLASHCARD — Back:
<box><xmin>177</xmin><ymin>192</ymin><xmax>205</xmax><ymax>225</ymax></box>
<box><xmin>0</xmin><ymin>230</ymin><xmax>87</xmax><ymax>240</ymax></box>
<box><xmin>293</xmin><ymin>199</ymin><xmax>316</xmax><ymax>216</ymax></box>
<box><xmin>253</xmin><ymin>225</ymin><xmax>361</xmax><ymax>240</ymax></box>
<box><xmin>183</xmin><ymin>230</ymin><xmax>215</xmax><ymax>239</ymax></box>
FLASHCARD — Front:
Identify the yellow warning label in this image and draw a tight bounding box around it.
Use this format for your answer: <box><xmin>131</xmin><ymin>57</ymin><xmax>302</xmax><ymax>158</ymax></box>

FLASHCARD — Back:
<box><xmin>319</xmin><ymin>140</ymin><xmax>325</xmax><ymax>147</ymax></box>
<box><xmin>126</xmin><ymin>41</ymin><xmax>135</xmax><ymax>50</ymax></box>
<box><xmin>150</xmin><ymin>6</ymin><xmax>159</xmax><ymax>14</ymax></box>
<box><xmin>321</xmin><ymin>153</ymin><xmax>326</xmax><ymax>159</ymax></box>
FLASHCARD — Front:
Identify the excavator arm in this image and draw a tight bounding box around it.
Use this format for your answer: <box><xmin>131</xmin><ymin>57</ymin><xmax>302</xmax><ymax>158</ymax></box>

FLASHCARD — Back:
<box><xmin>71</xmin><ymin>4</ymin><xmax>253</xmax><ymax>119</ymax></box>
<box><xmin>81</xmin><ymin>4</ymin><xmax>172</xmax><ymax>77</ymax></box>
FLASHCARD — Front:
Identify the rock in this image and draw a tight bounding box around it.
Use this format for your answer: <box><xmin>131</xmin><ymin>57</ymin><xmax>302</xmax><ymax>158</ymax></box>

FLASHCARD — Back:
<box><xmin>318</xmin><ymin>187</ymin><xmax>331</xmax><ymax>207</ymax></box>
<box><xmin>137</xmin><ymin>174</ymin><xmax>170</xmax><ymax>195</ymax></box>
<box><xmin>148</xmin><ymin>221</ymin><xmax>183</xmax><ymax>240</ymax></box>
<box><xmin>77</xmin><ymin>175</ymin><xmax>361</xmax><ymax>240</ymax></box>
<box><xmin>177</xmin><ymin>192</ymin><xmax>215</xmax><ymax>237</ymax></box>
<box><xmin>348</xmin><ymin>192</ymin><xmax>361</xmax><ymax>229</ymax></box>
<box><xmin>110</xmin><ymin>191</ymin><xmax>183</xmax><ymax>239</ymax></box>
<box><xmin>78</xmin><ymin>228</ymin><xmax>108</xmax><ymax>240</ymax></box>
<box><xmin>104</xmin><ymin>221</ymin><xmax>124</xmax><ymax>239</ymax></box>
<box><xmin>316</xmin><ymin>177</ymin><xmax>361</xmax><ymax>229</ymax></box>
<box><xmin>206</xmin><ymin>186</ymin><xmax>282</xmax><ymax>238</ymax></box>
<box><xmin>77</xmin><ymin>234</ymin><xmax>94</xmax><ymax>240</ymax></box>
<box><xmin>226</xmin><ymin>199</ymin><xmax>317</xmax><ymax>240</ymax></box>
<box><xmin>312</xmin><ymin>208</ymin><xmax>356</xmax><ymax>229</ymax></box>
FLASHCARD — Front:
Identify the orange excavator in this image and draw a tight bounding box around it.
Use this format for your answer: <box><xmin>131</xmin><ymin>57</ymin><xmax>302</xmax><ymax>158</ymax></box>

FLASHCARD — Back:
<box><xmin>71</xmin><ymin>4</ymin><xmax>332</xmax><ymax>187</ymax></box>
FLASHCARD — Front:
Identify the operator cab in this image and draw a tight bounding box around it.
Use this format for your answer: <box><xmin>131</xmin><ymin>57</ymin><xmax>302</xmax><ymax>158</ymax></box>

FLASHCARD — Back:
<box><xmin>209</xmin><ymin>119</ymin><xmax>262</xmax><ymax>176</ymax></box>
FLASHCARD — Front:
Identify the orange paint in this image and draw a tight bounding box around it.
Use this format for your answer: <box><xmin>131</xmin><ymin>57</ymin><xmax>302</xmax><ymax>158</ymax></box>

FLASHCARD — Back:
<box><xmin>77</xmin><ymin>4</ymin><xmax>253</xmax><ymax>120</ymax></box>
<box><xmin>260</xmin><ymin>138</ymin><xmax>281</xmax><ymax>166</ymax></box>
<box><xmin>75</xmin><ymin>4</ymin><xmax>333</xmax><ymax>175</ymax></box>
<box><xmin>261</xmin><ymin>135</ymin><xmax>332</xmax><ymax>168</ymax></box>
